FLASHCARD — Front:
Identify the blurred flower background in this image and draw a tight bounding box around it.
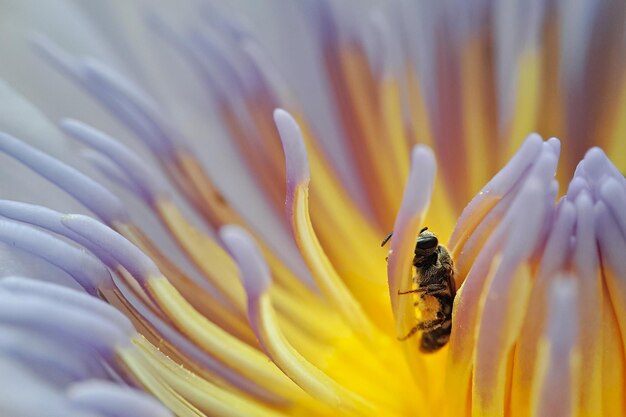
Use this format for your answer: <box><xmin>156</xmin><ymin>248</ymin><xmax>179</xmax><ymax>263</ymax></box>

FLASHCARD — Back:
<box><xmin>1</xmin><ymin>1</ymin><xmax>626</xmax><ymax>416</ymax></box>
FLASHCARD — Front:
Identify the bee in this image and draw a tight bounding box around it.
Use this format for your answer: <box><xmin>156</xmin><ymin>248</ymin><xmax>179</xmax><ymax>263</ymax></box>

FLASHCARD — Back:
<box><xmin>382</xmin><ymin>227</ymin><xmax>456</xmax><ymax>352</ymax></box>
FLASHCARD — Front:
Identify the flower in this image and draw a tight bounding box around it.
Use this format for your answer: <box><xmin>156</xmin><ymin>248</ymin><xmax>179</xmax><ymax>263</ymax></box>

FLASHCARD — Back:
<box><xmin>1</xmin><ymin>1</ymin><xmax>625</xmax><ymax>417</ymax></box>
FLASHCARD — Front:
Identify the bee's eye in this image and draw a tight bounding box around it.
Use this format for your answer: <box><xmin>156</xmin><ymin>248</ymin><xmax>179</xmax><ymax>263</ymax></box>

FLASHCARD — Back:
<box><xmin>416</xmin><ymin>236</ymin><xmax>438</xmax><ymax>250</ymax></box>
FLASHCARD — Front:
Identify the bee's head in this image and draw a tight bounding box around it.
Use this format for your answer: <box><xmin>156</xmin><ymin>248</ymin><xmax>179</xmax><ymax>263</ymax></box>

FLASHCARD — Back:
<box><xmin>414</xmin><ymin>227</ymin><xmax>438</xmax><ymax>265</ymax></box>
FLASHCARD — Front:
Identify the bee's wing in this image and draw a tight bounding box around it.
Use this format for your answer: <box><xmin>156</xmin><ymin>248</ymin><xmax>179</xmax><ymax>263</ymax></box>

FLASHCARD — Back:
<box><xmin>447</xmin><ymin>269</ymin><xmax>457</xmax><ymax>298</ymax></box>
<box><xmin>437</xmin><ymin>245</ymin><xmax>457</xmax><ymax>298</ymax></box>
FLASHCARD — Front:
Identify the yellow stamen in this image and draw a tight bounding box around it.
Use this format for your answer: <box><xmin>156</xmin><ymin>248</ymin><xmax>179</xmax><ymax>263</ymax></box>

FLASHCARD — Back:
<box><xmin>248</xmin><ymin>292</ymin><xmax>379</xmax><ymax>416</ymax></box>
<box><xmin>132</xmin><ymin>335</ymin><xmax>288</xmax><ymax>417</ymax></box>
<box><xmin>291</xmin><ymin>185</ymin><xmax>380</xmax><ymax>340</ymax></box>
<box><xmin>116</xmin><ymin>223</ymin><xmax>257</xmax><ymax>345</ymax></box>
<box><xmin>124</xmin><ymin>199</ymin><xmax>341</xmax><ymax>346</ymax></box>
<box><xmin>118</xmin><ymin>346</ymin><xmax>205</xmax><ymax>417</ymax></box>
<box><xmin>156</xmin><ymin>199</ymin><xmax>247</xmax><ymax>311</ymax></box>
<box><xmin>175</xmin><ymin>153</ymin><xmax>324</xmax><ymax>309</ymax></box>
<box><xmin>297</xmin><ymin>115</ymin><xmax>390</xmax><ymax>293</ymax></box>
<box><xmin>385</xmin><ymin>145</ymin><xmax>437</xmax><ymax>406</ymax></box>
<box><xmin>146</xmin><ymin>276</ymin><xmax>306</xmax><ymax>402</ymax></box>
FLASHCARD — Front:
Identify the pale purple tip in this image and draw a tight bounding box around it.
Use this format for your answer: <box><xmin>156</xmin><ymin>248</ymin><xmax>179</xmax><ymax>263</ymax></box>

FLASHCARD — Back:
<box><xmin>566</xmin><ymin>176</ymin><xmax>589</xmax><ymax>201</ymax></box>
<box><xmin>78</xmin><ymin>58</ymin><xmax>178</xmax><ymax>157</ymax></box>
<box><xmin>0</xmin><ymin>291</ymin><xmax>130</xmax><ymax>356</ymax></box>
<box><xmin>274</xmin><ymin>109</ymin><xmax>310</xmax><ymax>187</ymax></box>
<box><xmin>0</xmin><ymin>219</ymin><xmax>111</xmax><ymax>295</ymax></box>
<box><xmin>450</xmin><ymin>134</ymin><xmax>551</xmax><ymax>248</ymax></box>
<box><xmin>582</xmin><ymin>147</ymin><xmax>624</xmax><ymax>184</ymax></box>
<box><xmin>482</xmin><ymin>134</ymin><xmax>544</xmax><ymax>194</ymax></box>
<box><xmin>61</xmin><ymin>214</ymin><xmax>160</xmax><ymax>284</ymax></box>
<box><xmin>80</xmin><ymin>149</ymin><xmax>144</xmax><ymax>196</ymax></box>
<box><xmin>0</xmin><ymin>132</ymin><xmax>128</xmax><ymax>224</ymax></box>
<box><xmin>79</xmin><ymin>59</ymin><xmax>162</xmax><ymax>125</ymax></box>
<box><xmin>30</xmin><ymin>32</ymin><xmax>79</xmax><ymax>79</ymax></box>
<box><xmin>546</xmin><ymin>137</ymin><xmax>561</xmax><ymax>156</ymax></box>
<box><xmin>67</xmin><ymin>380</ymin><xmax>173</xmax><ymax>417</ymax></box>
<box><xmin>61</xmin><ymin>119</ymin><xmax>166</xmax><ymax>204</ymax></box>
<box><xmin>528</xmin><ymin>146</ymin><xmax>559</xmax><ymax>180</ymax></box>
<box><xmin>0</xmin><ymin>200</ymin><xmax>118</xmax><ymax>271</ymax></box>
<box><xmin>582</xmin><ymin>147</ymin><xmax>607</xmax><ymax>182</ymax></box>
<box><xmin>35</xmin><ymin>35</ymin><xmax>179</xmax><ymax>159</ymax></box>
<box><xmin>599</xmin><ymin>177</ymin><xmax>626</xmax><ymax>237</ymax></box>
<box><xmin>0</xmin><ymin>277</ymin><xmax>133</xmax><ymax>335</ymax></box>
<box><xmin>568</xmin><ymin>147</ymin><xmax>626</xmax><ymax>204</ymax></box>
<box><xmin>220</xmin><ymin>225</ymin><xmax>271</xmax><ymax>300</ymax></box>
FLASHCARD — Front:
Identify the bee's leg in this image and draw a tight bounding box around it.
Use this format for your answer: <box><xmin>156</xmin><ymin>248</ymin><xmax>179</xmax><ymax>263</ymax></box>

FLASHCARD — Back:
<box><xmin>397</xmin><ymin>288</ymin><xmax>425</xmax><ymax>295</ymax></box>
<box><xmin>417</xmin><ymin>317</ymin><xmax>447</xmax><ymax>332</ymax></box>
<box><xmin>398</xmin><ymin>283</ymin><xmax>447</xmax><ymax>295</ymax></box>
<box><xmin>397</xmin><ymin>317</ymin><xmax>447</xmax><ymax>341</ymax></box>
<box><xmin>397</xmin><ymin>325</ymin><xmax>420</xmax><ymax>341</ymax></box>
<box><xmin>381</xmin><ymin>231</ymin><xmax>393</xmax><ymax>247</ymax></box>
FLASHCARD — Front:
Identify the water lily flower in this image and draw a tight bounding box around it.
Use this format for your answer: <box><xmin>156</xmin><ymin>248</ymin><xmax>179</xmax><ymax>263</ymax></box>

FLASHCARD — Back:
<box><xmin>1</xmin><ymin>1</ymin><xmax>625</xmax><ymax>417</ymax></box>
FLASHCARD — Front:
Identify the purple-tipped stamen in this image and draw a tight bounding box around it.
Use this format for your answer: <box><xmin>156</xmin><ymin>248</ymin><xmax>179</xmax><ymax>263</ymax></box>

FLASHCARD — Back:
<box><xmin>0</xmin><ymin>219</ymin><xmax>112</xmax><ymax>294</ymax></box>
<box><xmin>61</xmin><ymin>119</ymin><xmax>167</xmax><ymax>205</ymax></box>
<box><xmin>60</xmin><ymin>214</ymin><xmax>160</xmax><ymax>286</ymax></box>
<box><xmin>0</xmin><ymin>132</ymin><xmax>128</xmax><ymax>224</ymax></box>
